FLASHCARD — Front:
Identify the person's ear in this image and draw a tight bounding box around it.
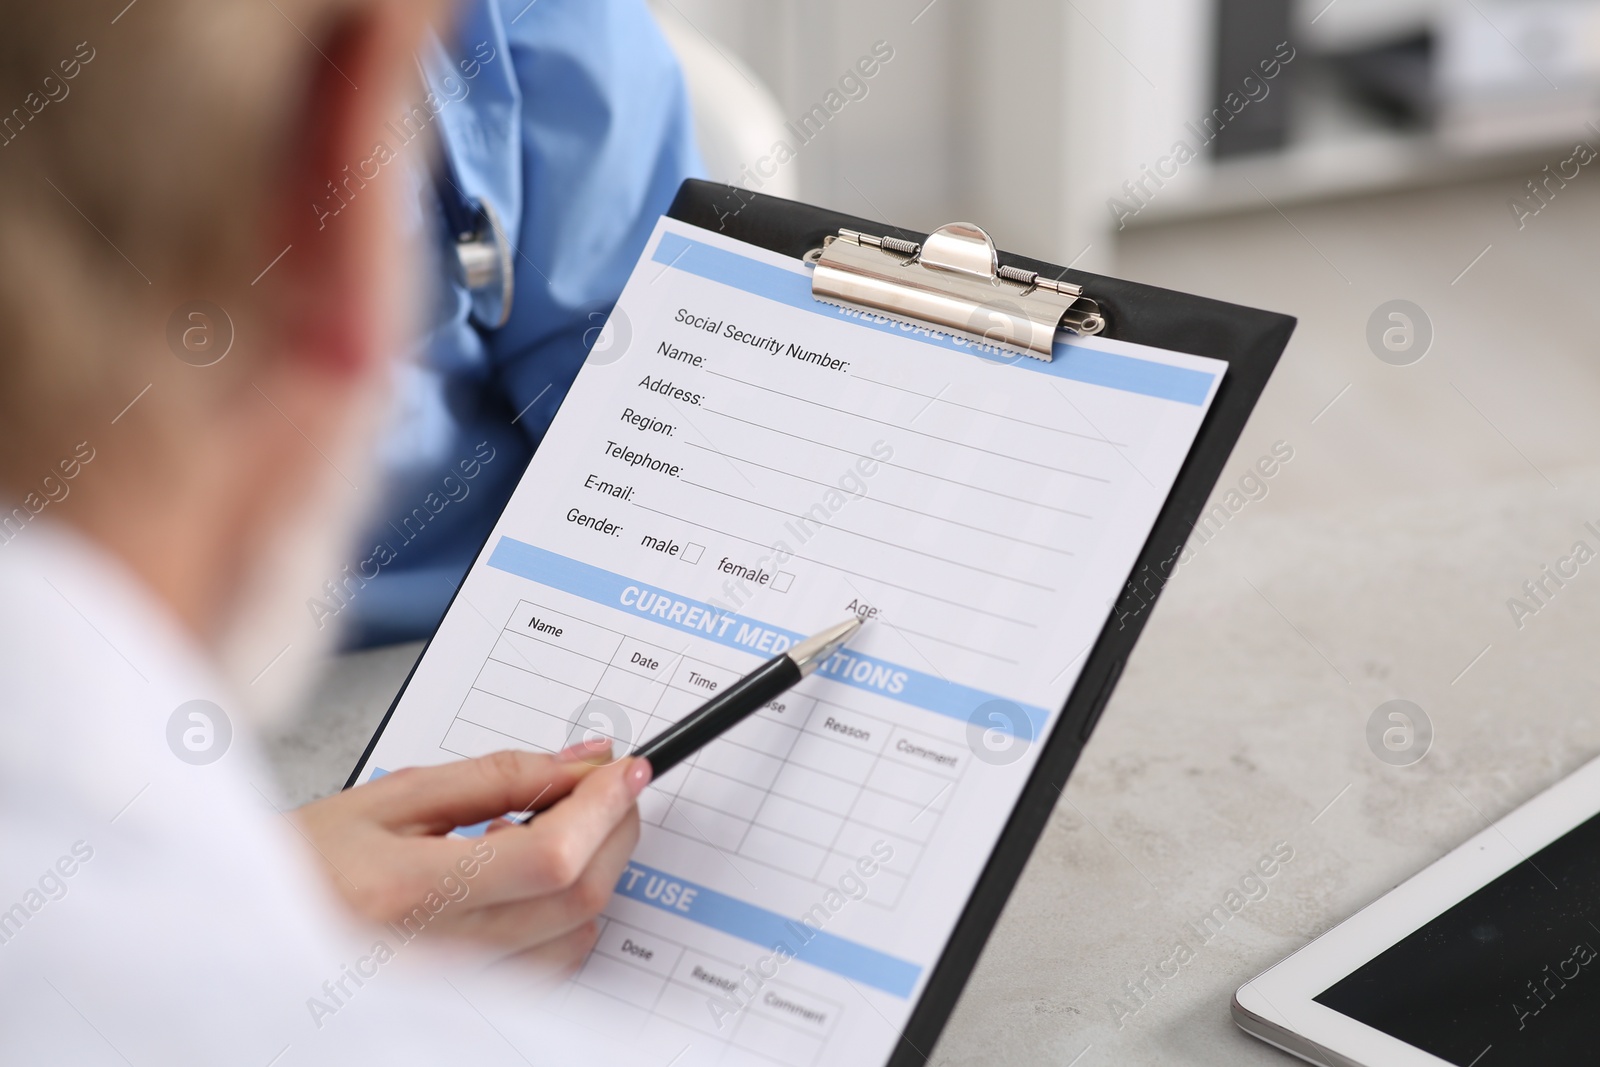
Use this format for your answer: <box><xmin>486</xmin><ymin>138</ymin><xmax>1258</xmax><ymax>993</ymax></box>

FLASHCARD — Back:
<box><xmin>261</xmin><ymin>3</ymin><xmax>440</xmax><ymax>379</ymax></box>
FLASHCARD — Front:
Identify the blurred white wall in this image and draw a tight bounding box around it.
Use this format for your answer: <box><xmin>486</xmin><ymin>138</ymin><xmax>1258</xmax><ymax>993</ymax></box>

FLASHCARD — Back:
<box><xmin>650</xmin><ymin>2</ymin><xmax>801</xmax><ymax>200</ymax></box>
<box><xmin>658</xmin><ymin>0</ymin><xmax>1136</xmax><ymax>273</ymax></box>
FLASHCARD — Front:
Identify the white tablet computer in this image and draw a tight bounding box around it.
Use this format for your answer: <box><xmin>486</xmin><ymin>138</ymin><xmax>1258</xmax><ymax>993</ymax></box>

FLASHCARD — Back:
<box><xmin>1235</xmin><ymin>754</ymin><xmax>1600</xmax><ymax>1066</ymax></box>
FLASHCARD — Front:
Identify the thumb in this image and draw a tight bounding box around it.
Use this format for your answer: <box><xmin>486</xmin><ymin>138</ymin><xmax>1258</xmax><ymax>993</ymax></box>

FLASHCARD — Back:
<box><xmin>353</xmin><ymin>744</ymin><xmax>612</xmax><ymax>833</ymax></box>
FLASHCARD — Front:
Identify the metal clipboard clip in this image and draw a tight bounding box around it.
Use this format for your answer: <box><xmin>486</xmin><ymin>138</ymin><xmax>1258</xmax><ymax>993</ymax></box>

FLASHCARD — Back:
<box><xmin>806</xmin><ymin>222</ymin><xmax>1103</xmax><ymax>361</ymax></box>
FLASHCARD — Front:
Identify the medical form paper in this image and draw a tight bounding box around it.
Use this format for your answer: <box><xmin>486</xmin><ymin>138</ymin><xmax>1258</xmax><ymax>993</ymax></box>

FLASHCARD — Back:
<box><xmin>355</xmin><ymin>217</ymin><xmax>1225</xmax><ymax>1066</ymax></box>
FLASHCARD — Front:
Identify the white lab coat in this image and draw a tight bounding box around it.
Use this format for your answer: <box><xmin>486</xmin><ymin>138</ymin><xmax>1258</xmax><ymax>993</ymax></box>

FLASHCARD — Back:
<box><xmin>0</xmin><ymin>522</ymin><xmax>617</xmax><ymax>1065</ymax></box>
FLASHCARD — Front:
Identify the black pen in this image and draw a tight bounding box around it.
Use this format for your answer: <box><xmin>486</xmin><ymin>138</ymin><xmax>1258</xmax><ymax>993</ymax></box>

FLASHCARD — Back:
<box><xmin>631</xmin><ymin>617</ymin><xmax>863</xmax><ymax>777</ymax></box>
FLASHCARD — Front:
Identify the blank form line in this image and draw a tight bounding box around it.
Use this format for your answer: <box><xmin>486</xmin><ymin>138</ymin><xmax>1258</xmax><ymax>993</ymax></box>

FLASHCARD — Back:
<box><xmin>885</xmin><ymin>623</ymin><xmax>1019</xmax><ymax>664</ymax></box>
<box><xmin>673</xmin><ymin>762</ymin><xmax>942</xmax><ymax>850</ymax></box>
<box><xmin>661</xmin><ymin>797</ymin><xmax>760</xmax><ymax>890</ymax></box>
<box><xmin>485</xmin><ymin>651</ymin><xmax>603</xmax><ymax>701</ymax></box>
<box><xmin>674</xmin><ymin>717</ymin><xmax>890</xmax><ymax>795</ymax></box>
<box><xmin>664</xmin><ymin>396</ymin><xmax>756</xmax><ymax>490</ymax></box>
<box><xmin>841</xmin><ymin>576</ymin><xmax>954</xmax><ymax>686</ymax></box>
<box><xmin>847</xmin><ymin>371</ymin><xmax>1126</xmax><ymax>447</ymax></box>
<box><xmin>447</xmin><ymin>709</ymin><xmax>549</xmax><ymax>753</ymax></box>
<box><xmin>701</xmin><ymin>379</ymin><xmax>1112</xmax><ymax>482</ymax></box>
<box><xmin>490</xmin><ymin>633</ymin><xmax>614</xmax><ymax>675</ymax></box>
<box><xmin>705</xmin><ymin>406</ymin><xmax>1110</xmax><ymax>499</ymax></box>
<box><xmin>683</xmin><ymin>462</ymin><xmax>1076</xmax><ymax>555</ymax></box>
<box><xmin>680</xmin><ymin>478</ymin><xmax>1057</xmax><ymax>589</ymax></box>
<box><xmin>905</xmin><ymin>381</ymin><xmax>951</xmax><ymax>424</ymax></box>
<box><xmin>626</xmin><ymin>500</ymin><xmax>1038</xmax><ymax>627</ymax></box>
<box><xmin>707</xmin><ymin>385</ymin><xmax>1107</xmax><ymax>476</ymax></box>
<box><xmin>685</xmin><ymin>440</ymin><xmax>1091</xmax><ymax>520</ymax></box>
<box><xmin>1047</xmin><ymin>380</ymin><xmax>1155</xmax><ymax>490</ymax></box>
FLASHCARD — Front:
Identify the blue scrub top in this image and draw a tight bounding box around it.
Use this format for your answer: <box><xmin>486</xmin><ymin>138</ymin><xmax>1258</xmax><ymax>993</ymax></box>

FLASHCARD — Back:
<box><xmin>338</xmin><ymin>0</ymin><xmax>701</xmax><ymax>648</ymax></box>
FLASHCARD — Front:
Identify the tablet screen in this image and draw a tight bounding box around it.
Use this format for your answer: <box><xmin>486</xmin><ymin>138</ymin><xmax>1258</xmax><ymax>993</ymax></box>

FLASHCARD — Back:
<box><xmin>1315</xmin><ymin>810</ymin><xmax>1600</xmax><ymax>1065</ymax></box>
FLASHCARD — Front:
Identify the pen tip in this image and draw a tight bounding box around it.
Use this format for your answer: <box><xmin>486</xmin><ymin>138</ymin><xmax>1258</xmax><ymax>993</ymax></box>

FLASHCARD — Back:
<box><xmin>790</xmin><ymin>616</ymin><xmax>864</xmax><ymax>675</ymax></box>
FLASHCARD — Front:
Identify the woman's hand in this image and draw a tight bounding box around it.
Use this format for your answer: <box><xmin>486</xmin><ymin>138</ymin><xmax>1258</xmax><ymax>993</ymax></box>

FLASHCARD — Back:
<box><xmin>292</xmin><ymin>740</ymin><xmax>650</xmax><ymax>972</ymax></box>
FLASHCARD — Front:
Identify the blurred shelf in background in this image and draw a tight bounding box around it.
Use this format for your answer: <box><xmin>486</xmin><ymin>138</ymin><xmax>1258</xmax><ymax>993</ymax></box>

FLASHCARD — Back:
<box><xmin>1128</xmin><ymin>0</ymin><xmax>1600</xmax><ymax>225</ymax></box>
<box><xmin>654</xmin><ymin>0</ymin><xmax>1600</xmax><ymax>266</ymax></box>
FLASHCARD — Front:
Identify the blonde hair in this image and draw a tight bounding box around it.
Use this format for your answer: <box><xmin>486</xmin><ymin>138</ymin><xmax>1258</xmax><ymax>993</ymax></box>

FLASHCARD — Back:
<box><xmin>0</xmin><ymin>0</ymin><xmax>357</xmax><ymax>465</ymax></box>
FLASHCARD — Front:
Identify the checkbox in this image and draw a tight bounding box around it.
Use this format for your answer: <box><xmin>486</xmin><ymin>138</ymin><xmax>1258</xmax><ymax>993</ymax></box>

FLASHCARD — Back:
<box><xmin>771</xmin><ymin>570</ymin><xmax>794</xmax><ymax>593</ymax></box>
<box><xmin>680</xmin><ymin>542</ymin><xmax>704</xmax><ymax>564</ymax></box>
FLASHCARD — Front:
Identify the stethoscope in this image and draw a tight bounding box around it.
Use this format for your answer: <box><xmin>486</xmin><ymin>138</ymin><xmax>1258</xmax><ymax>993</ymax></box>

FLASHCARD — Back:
<box><xmin>419</xmin><ymin>60</ymin><xmax>514</xmax><ymax>330</ymax></box>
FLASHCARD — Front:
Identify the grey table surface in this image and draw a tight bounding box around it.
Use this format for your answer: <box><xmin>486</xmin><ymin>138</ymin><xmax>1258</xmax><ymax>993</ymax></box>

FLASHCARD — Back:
<box><xmin>262</xmin><ymin>173</ymin><xmax>1600</xmax><ymax>1065</ymax></box>
<box><xmin>262</xmin><ymin>472</ymin><xmax>1600</xmax><ymax>1066</ymax></box>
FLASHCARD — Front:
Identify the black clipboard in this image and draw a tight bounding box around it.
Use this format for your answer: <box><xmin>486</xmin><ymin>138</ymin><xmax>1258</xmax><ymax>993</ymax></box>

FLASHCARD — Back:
<box><xmin>350</xmin><ymin>178</ymin><xmax>1294</xmax><ymax>1065</ymax></box>
<box><xmin>666</xmin><ymin>179</ymin><xmax>1294</xmax><ymax>1063</ymax></box>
